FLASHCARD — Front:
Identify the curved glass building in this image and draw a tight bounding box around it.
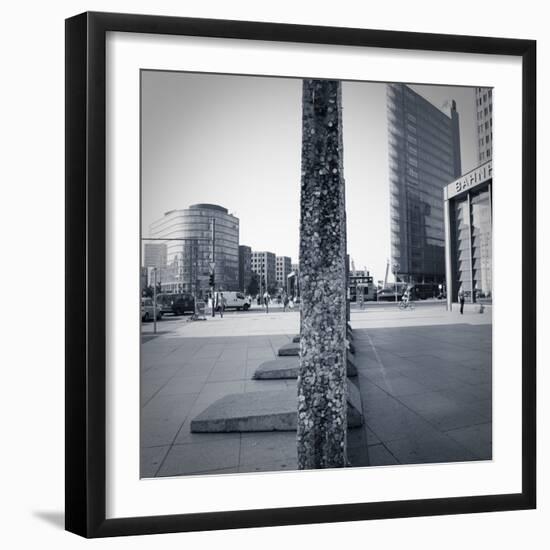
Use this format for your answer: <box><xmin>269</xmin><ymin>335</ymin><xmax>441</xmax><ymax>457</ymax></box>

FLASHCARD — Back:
<box><xmin>148</xmin><ymin>204</ymin><xmax>239</xmax><ymax>296</ymax></box>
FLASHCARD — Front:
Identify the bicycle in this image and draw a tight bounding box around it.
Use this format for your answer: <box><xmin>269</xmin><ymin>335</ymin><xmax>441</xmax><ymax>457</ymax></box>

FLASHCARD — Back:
<box><xmin>399</xmin><ymin>299</ymin><xmax>415</xmax><ymax>310</ymax></box>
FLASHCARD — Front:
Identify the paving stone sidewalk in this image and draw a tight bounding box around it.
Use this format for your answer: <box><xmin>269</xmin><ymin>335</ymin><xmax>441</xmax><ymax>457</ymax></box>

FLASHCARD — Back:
<box><xmin>140</xmin><ymin>306</ymin><xmax>491</xmax><ymax>477</ymax></box>
<box><xmin>348</xmin><ymin>323</ymin><xmax>492</xmax><ymax>467</ymax></box>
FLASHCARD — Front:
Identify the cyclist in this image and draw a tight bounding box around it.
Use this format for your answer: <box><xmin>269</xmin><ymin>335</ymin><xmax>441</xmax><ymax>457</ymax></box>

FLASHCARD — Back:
<box><xmin>400</xmin><ymin>285</ymin><xmax>415</xmax><ymax>309</ymax></box>
<box><xmin>402</xmin><ymin>286</ymin><xmax>411</xmax><ymax>305</ymax></box>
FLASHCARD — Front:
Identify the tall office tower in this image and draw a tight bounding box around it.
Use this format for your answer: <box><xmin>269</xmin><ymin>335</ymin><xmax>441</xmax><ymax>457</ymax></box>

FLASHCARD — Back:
<box><xmin>149</xmin><ymin>204</ymin><xmax>239</xmax><ymax>295</ymax></box>
<box><xmin>275</xmin><ymin>256</ymin><xmax>292</xmax><ymax>291</ymax></box>
<box><xmin>475</xmin><ymin>87</ymin><xmax>493</xmax><ymax>163</ymax></box>
<box><xmin>143</xmin><ymin>242</ymin><xmax>167</xmax><ymax>286</ymax></box>
<box><xmin>238</xmin><ymin>245</ymin><xmax>252</xmax><ymax>293</ymax></box>
<box><xmin>387</xmin><ymin>83</ymin><xmax>462</xmax><ymax>284</ymax></box>
<box><xmin>251</xmin><ymin>251</ymin><xmax>276</xmax><ymax>293</ymax></box>
<box><xmin>143</xmin><ymin>242</ymin><xmax>167</xmax><ymax>269</ymax></box>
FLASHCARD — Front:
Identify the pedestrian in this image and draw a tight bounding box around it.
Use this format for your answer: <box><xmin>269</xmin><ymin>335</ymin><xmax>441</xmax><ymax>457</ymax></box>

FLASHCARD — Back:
<box><xmin>219</xmin><ymin>292</ymin><xmax>226</xmax><ymax>318</ymax></box>
<box><xmin>283</xmin><ymin>294</ymin><xmax>289</xmax><ymax>312</ymax></box>
<box><xmin>458</xmin><ymin>286</ymin><xmax>465</xmax><ymax>315</ymax></box>
<box><xmin>263</xmin><ymin>291</ymin><xmax>269</xmax><ymax>314</ymax></box>
<box><xmin>211</xmin><ymin>292</ymin><xmax>218</xmax><ymax>317</ymax></box>
<box><xmin>212</xmin><ymin>291</ymin><xmax>219</xmax><ymax>317</ymax></box>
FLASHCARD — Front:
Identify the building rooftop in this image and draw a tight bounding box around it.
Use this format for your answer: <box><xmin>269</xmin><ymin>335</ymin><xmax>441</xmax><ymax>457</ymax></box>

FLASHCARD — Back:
<box><xmin>189</xmin><ymin>203</ymin><xmax>228</xmax><ymax>213</ymax></box>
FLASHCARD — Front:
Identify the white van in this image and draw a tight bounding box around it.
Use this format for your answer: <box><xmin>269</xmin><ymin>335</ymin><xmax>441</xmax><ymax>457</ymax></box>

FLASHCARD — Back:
<box><xmin>216</xmin><ymin>291</ymin><xmax>251</xmax><ymax>311</ymax></box>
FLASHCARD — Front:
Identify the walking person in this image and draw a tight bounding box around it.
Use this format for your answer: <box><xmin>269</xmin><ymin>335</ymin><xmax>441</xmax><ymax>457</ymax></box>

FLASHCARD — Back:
<box><xmin>458</xmin><ymin>286</ymin><xmax>465</xmax><ymax>315</ymax></box>
<box><xmin>283</xmin><ymin>293</ymin><xmax>289</xmax><ymax>312</ymax></box>
<box><xmin>210</xmin><ymin>292</ymin><xmax>216</xmax><ymax>317</ymax></box>
<box><xmin>219</xmin><ymin>292</ymin><xmax>226</xmax><ymax>318</ymax></box>
<box><xmin>263</xmin><ymin>291</ymin><xmax>270</xmax><ymax>314</ymax></box>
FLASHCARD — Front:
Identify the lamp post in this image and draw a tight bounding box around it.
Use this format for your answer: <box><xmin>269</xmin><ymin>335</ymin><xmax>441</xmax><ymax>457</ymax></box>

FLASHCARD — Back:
<box><xmin>153</xmin><ymin>267</ymin><xmax>157</xmax><ymax>334</ymax></box>
<box><xmin>211</xmin><ymin>218</ymin><xmax>216</xmax><ymax>317</ymax></box>
<box><xmin>393</xmin><ymin>261</ymin><xmax>400</xmax><ymax>303</ymax></box>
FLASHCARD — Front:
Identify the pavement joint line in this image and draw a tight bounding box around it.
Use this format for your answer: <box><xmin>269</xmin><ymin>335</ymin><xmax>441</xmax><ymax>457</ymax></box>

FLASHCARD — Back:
<box><xmin>372</xmin><ymin>441</ymin><xmax>401</xmax><ymax>464</ymax></box>
<box><xmin>158</xmin><ymin>465</ymin><xmax>241</xmax><ymax>478</ymax></box>
<box><xmin>443</xmin><ymin>420</ymin><xmax>492</xmax><ymax>434</ymax></box>
<box><xmin>140</xmin><ymin>323</ymin><xmax>194</xmax><ymax>375</ymax></box>
<box><xmin>152</xmin><ymin>406</ymin><xmax>194</xmax><ymax>477</ymax></box>
<box><xmin>361</xmin><ymin>330</ymin><xmax>490</xmax><ymax>456</ymax></box>
<box><xmin>359</xmin><ymin>332</ymin><xmax>404</xmax><ymax>466</ymax></box>
<box><xmin>151</xmin><ymin>384</ymin><xmax>209</xmax><ymax>477</ymax></box>
<box><xmin>140</xmin><ymin>363</ymin><xmax>190</xmax><ymax>409</ymax></box>
<box><xmin>364</xmin><ymin>331</ymin><xmax>400</xmax><ymax>393</ymax></box>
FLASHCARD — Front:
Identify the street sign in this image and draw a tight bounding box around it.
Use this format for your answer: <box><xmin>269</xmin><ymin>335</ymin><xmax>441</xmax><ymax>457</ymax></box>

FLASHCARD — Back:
<box><xmin>209</xmin><ymin>262</ymin><xmax>216</xmax><ymax>272</ymax></box>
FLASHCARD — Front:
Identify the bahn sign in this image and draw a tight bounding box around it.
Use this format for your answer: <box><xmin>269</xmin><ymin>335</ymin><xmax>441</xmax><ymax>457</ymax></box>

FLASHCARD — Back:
<box><xmin>445</xmin><ymin>160</ymin><xmax>492</xmax><ymax>200</ymax></box>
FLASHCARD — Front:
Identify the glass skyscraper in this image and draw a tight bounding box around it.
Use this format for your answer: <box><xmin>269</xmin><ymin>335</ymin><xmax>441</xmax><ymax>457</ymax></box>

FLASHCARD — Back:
<box><xmin>387</xmin><ymin>84</ymin><xmax>462</xmax><ymax>284</ymax></box>
<box><xmin>475</xmin><ymin>87</ymin><xmax>493</xmax><ymax>164</ymax></box>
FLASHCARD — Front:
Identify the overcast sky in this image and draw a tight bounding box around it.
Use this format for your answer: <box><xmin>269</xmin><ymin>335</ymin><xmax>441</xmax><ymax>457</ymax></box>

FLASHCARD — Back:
<box><xmin>141</xmin><ymin>71</ymin><xmax>478</xmax><ymax>282</ymax></box>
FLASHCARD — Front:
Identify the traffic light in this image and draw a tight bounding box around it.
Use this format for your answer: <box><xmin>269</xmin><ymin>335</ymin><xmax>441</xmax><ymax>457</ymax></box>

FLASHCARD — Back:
<box><xmin>209</xmin><ymin>273</ymin><xmax>215</xmax><ymax>287</ymax></box>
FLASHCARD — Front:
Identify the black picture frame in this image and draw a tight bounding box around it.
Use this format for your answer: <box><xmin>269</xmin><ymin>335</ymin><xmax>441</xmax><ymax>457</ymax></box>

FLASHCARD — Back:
<box><xmin>65</xmin><ymin>11</ymin><xmax>536</xmax><ymax>538</ymax></box>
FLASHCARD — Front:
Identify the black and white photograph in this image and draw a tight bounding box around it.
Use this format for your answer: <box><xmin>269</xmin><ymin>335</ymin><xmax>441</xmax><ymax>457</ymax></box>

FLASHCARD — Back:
<box><xmin>139</xmin><ymin>70</ymin><xmax>493</xmax><ymax>478</ymax></box>
<box><xmin>1</xmin><ymin>0</ymin><xmax>543</xmax><ymax>543</ymax></box>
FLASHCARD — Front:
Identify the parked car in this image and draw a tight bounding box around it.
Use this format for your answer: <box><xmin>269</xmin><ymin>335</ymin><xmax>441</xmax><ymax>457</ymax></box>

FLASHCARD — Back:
<box><xmin>141</xmin><ymin>297</ymin><xmax>162</xmax><ymax>321</ymax></box>
<box><xmin>408</xmin><ymin>283</ymin><xmax>438</xmax><ymax>300</ymax></box>
<box><xmin>215</xmin><ymin>291</ymin><xmax>251</xmax><ymax>311</ymax></box>
<box><xmin>156</xmin><ymin>293</ymin><xmax>195</xmax><ymax>316</ymax></box>
<box><xmin>377</xmin><ymin>287</ymin><xmax>403</xmax><ymax>301</ymax></box>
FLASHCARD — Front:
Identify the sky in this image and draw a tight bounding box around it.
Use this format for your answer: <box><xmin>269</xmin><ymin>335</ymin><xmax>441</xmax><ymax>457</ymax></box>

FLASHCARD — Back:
<box><xmin>141</xmin><ymin>71</ymin><xmax>479</xmax><ymax>283</ymax></box>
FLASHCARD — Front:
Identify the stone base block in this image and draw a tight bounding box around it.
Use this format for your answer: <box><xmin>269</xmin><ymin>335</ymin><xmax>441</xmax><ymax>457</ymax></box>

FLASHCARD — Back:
<box><xmin>254</xmin><ymin>356</ymin><xmax>356</xmax><ymax>379</ymax></box>
<box><xmin>254</xmin><ymin>357</ymin><xmax>300</xmax><ymax>379</ymax></box>
<box><xmin>346</xmin><ymin>355</ymin><xmax>358</xmax><ymax>376</ymax></box>
<box><xmin>346</xmin><ymin>380</ymin><xmax>363</xmax><ymax>428</ymax></box>
<box><xmin>190</xmin><ymin>381</ymin><xmax>363</xmax><ymax>433</ymax></box>
<box><xmin>278</xmin><ymin>342</ymin><xmax>300</xmax><ymax>356</ymax></box>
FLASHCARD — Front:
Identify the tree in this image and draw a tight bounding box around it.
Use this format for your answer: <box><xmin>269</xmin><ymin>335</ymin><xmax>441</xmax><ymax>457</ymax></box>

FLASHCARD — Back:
<box><xmin>143</xmin><ymin>285</ymin><xmax>153</xmax><ymax>298</ymax></box>
<box><xmin>247</xmin><ymin>273</ymin><xmax>259</xmax><ymax>296</ymax></box>
<box><xmin>267</xmin><ymin>282</ymin><xmax>279</xmax><ymax>295</ymax></box>
<box><xmin>142</xmin><ymin>282</ymin><xmax>162</xmax><ymax>298</ymax></box>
